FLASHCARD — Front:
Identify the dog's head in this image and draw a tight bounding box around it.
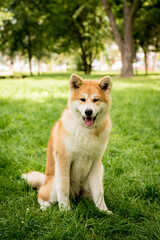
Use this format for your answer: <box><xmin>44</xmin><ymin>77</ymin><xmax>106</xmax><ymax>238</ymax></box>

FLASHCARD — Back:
<box><xmin>68</xmin><ymin>74</ymin><xmax>112</xmax><ymax>128</ymax></box>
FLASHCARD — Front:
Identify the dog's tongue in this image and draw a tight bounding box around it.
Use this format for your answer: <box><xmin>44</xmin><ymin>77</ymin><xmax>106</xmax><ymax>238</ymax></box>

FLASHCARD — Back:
<box><xmin>84</xmin><ymin>117</ymin><xmax>94</xmax><ymax>127</ymax></box>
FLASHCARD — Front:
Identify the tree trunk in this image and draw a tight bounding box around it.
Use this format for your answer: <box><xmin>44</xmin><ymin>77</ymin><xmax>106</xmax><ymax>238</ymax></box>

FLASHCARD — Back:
<box><xmin>144</xmin><ymin>50</ymin><xmax>148</xmax><ymax>75</ymax></box>
<box><xmin>27</xmin><ymin>34</ymin><xmax>33</xmax><ymax>76</ymax></box>
<box><xmin>121</xmin><ymin>48</ymin><xmax>134</xmax><ymax>77</ymax></box>
<box><xmin>37</xmin><ymin>59</ymin><xmax>41</xmax><ymax>75</ymax></box>
<box><xmin>80</xmin><ymin>46</ymin><xmax>91</xmax><ymax>74</ymax></box>
<box><xmin>84</xmin><ymin>62</ymin><xmax>88</xmax><ymax>74</ymax></box>
<box><xmin>83</xmin><ymin>62</ymin><xmax>91</xmax><ymax>74</ymax></box>
<box><xmin>78</xmin><ymin>35</ymin><xmax>92</xmax><ymax>74</ymax></box>
<box><xmin>101</xmin><ymin>0</ymin><xmax>140</xmax><ymax>77</ymax></box>
<box><xmin>82</xmin><ymin>54</ymin><xmax>88</xmax><ymax>74</ymax></box>
<box><xmin>88</xmin><ymin>63</ymin><xmax>92</xmax><ymax>74</ymax></box>
<box><xmin>121</xmin><ymin>6</ymin><xmax>134</xmax><ymax>77</ymax></box>
<box><xmin>28</xmin><ymin>52</ymin><xmax>32</xmax><ymax>76</ymax></box>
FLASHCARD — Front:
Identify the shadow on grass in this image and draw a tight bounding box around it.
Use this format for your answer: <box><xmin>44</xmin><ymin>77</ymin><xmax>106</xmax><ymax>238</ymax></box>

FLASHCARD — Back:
<box><xmin>0</xmin><ymin>96</ymin><xmax>67</xmax><ymax>178</ymax></box>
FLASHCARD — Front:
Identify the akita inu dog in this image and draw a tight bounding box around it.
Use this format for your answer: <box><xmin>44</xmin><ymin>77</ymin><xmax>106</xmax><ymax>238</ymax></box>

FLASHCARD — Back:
<box><xmin>22</xmin><ymin>74</ymin><xmax>112</xmax><ymax>213</ymax></box>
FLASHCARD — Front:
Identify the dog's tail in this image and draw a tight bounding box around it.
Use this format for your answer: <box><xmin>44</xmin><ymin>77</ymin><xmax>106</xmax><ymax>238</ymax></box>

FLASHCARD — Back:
<box><xmin>22</xmin><ymin>171</ymin><xmax>45</xmax><ymax>188</ymax></box>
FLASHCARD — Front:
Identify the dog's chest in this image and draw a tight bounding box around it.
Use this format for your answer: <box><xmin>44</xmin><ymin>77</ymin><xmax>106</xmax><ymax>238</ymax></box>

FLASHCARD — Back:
<box><xmin>66</xmin><ymin>126</ymin><xmax>105</xmax><ymax>158</ymax></box>
<box><xmin>65</xmin><ymin>126</ymin><xmax>106</xmax><ymax>182</ymax></box>
<box><xmin>70</xmin><ymin>155</ymin><xmax>93</xmax><ymax>183</ymax></box>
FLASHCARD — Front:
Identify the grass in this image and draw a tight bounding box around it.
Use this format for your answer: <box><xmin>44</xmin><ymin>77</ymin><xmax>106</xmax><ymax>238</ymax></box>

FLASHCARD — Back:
<box><xmin>0</xmin><ymin>72</ymin><xmax>160</xmax><ymax>240</ymax></box>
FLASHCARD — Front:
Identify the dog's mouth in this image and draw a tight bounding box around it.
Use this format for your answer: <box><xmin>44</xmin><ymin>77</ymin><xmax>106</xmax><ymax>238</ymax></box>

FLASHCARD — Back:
<box><xmin>83</xmin><ymin>114</ymin><xmax>98</xmax><ymax>127</ymax></box>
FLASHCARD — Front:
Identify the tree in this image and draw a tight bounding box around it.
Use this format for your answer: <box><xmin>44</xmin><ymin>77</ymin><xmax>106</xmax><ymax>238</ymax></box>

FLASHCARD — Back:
<box><xmin>71</xmin><ymin>3</ymin><xmax>110</xmax><ymax>74</ymax></box>
<box><xmin>101</xmin><ymin>0</ymin><xmax>140</xmax><ymax>77</ymax></box>
<box><xmin>134</xmin><ymin>1</ymin><xmax>160</xmax><ymax>74</ymax></box>
<box><xmin>0</xmin><ymin>0</ymin><xmax>49</xmax><ymax>75</ymax></box>
<box><xmin>42</xmin><ymin>0</ymin><xmax>111</xmax><ymax>74</ymax></box>
<box><xmin>0</xmin><ymin>0</ymin><xmax>111</xmax><ymax>75</ymax></box>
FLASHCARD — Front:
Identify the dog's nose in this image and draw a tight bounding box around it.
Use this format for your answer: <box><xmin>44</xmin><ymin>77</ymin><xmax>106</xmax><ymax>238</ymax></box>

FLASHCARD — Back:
<box><xmin>85</xmin><ymin>109</ymin><xmax>93</xmax><ymax>117</ymax></box>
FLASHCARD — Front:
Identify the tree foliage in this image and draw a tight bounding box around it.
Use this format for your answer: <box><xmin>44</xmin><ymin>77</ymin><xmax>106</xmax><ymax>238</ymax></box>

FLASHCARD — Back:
<box><xmin>0</xmin><ymin>0</ymin><xmax>160</xmax><ymax>75</ymax></box>
<box><xmin>0</xmin><ymin>0</ymin><xmax>50</xmax><ymax>75</ymax></box>
<box><xmin>42</xmin><ymin>0</ymin><xmax>111</xmax><ymax>74</ymax></box>
<box><xmin>135</xmin><ymin>0</ymin><xmax>160</xmax><ymax>52</ymax></box>
<box><xmin>134</xmin><ymin>0</ymin><xmax>160</xmax><ymax>74</ymax></box>
<box><xmin>0</xmin><ymin>0</ymin><xmax>111</xmax><ymax>75</ymax></box>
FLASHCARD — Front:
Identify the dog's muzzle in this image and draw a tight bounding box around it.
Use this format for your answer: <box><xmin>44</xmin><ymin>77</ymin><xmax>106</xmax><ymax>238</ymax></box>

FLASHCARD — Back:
<box><xmin>83</xmin><ymin>113</ymin><xmax>98</xmax><ymax>127</ymax></box>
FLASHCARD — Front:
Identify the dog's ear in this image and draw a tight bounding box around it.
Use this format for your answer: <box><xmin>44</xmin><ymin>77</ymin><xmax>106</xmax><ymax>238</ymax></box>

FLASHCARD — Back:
<box><xmin>99</xmin><ymin>76</ymin><xmax>112</xmax><ymax>93</ymax></box>
<box><xmin>70</xmin><ymin>74</ymin><xmax>83</xmax><ymax>90</ymax></box>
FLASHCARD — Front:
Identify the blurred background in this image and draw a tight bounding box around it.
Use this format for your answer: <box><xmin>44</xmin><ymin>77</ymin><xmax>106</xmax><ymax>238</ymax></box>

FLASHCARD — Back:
<box><xmin>0</xmin><ymin>0</ymin><xmax>160</xmax><ymax>77</ymax></box>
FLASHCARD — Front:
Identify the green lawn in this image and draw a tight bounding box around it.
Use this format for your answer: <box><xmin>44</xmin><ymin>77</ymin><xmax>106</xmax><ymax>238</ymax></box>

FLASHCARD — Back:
<box><xmin>0</xmin><ymin>72</ymin><xmax>160</xmax><ymax>240</ymax></box>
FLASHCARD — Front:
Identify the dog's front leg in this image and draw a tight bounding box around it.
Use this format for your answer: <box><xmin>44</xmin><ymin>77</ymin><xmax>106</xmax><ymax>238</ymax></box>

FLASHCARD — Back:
<box><xmin>88</xmin><ymin>159</ymin><xmax>112</xmax><ymax>214</ymax></box>
<box><xmin>55</xmin><ymin>153</ymin><xmax>70</xmax><ymax>211</ymax></box>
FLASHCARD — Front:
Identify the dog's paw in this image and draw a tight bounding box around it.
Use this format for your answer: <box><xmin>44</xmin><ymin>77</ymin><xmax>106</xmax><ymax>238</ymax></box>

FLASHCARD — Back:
<box><xmin>38</xmin><ymin>198</ymin><xmax>51</xmax><ymax>211</ymax></box>
<box><xmin>106</xmin><ymin>209</ymin><xmax>113</xmax><ymax>215</ymax></box>
<box><xmin>97</xmin><ymin>204</ymin><xmax>113</xmax><ymax>214</ymax></box>
<box><xmin>59</xmin><ymin>203</ymin><xmax>71</xmax><ymax>211</ymax></box>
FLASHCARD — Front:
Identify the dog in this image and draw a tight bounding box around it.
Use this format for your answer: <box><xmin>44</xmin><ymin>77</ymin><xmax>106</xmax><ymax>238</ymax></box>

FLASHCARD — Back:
<box><xmin>22</xmin><ymin>74</ymin><xmax>112</xmax><ymax>213</ymax></box>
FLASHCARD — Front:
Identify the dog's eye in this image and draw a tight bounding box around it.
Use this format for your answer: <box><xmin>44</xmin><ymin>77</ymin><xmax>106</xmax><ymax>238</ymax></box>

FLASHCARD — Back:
<box><xmin>93</xmin><ymin>99</ymin><xmax>99</xmax><ymax>102</ymax></box>
<box><xmin>80</xmin><ymin>98</ymin><xmax>86</xmax><ymax>102</ymax></box>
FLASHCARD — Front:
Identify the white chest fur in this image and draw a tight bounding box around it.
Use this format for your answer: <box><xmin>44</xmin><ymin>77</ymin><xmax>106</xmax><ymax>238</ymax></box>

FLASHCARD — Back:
<box><xmin>63</xmin><ymin>117</ymin><xmax>109</xmax><ymax>185</ymax></box>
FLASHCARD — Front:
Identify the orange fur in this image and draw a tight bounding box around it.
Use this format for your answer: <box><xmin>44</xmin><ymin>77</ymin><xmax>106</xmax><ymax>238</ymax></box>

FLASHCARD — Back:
<box><xmin>38</xmin><ymin>175</ymin><xmax>53</xmax><ymax>202</ymax></box>
<box><xmin>22</xmin><ymin>74</ymin><xmax>113</xmax><ymax>213</ymax></box>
